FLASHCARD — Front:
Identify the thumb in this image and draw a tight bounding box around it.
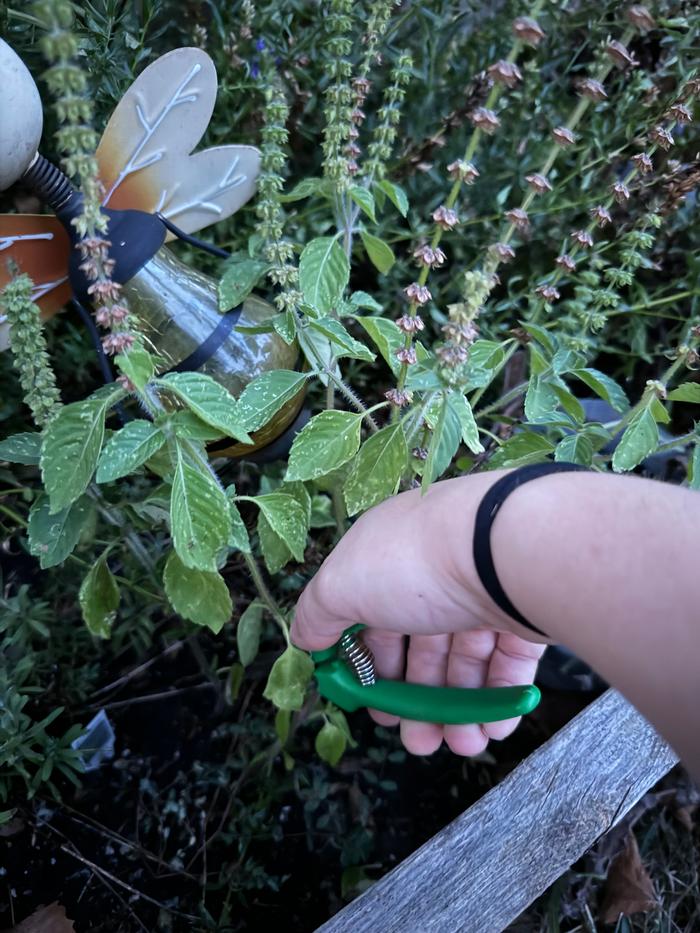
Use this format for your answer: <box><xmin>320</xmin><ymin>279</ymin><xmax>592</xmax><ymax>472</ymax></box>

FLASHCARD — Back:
<box><xmin>290</xmin><ymin>580</ymin><xmax>355</xmax><ymax>652</ymax></box>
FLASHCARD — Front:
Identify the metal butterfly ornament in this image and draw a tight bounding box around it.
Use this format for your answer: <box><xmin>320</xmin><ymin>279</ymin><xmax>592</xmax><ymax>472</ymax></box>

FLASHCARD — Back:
<box><xmin>0</xmin><ymin>41</ymin><xmax>305</xmax><ymax>457</ymax></box>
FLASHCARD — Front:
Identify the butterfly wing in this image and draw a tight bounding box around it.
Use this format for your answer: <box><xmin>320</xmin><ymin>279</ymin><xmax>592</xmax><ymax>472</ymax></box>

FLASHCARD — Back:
<box><xmin>96</xmin><ymin>47</ymin><xmax>260</xmax><ymax>238</ymax></box>
<box><xmin>0</xmin><ymin>215</ymin><xmax>72</xmax><ymax>349</ymax></box>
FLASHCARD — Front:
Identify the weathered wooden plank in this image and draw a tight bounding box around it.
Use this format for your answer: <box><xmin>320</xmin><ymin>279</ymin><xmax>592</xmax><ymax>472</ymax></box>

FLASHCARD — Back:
<box><xmin>316</xmin><ymin>690</ymin><xmax>677</xmax><ymax>933</ymax></box>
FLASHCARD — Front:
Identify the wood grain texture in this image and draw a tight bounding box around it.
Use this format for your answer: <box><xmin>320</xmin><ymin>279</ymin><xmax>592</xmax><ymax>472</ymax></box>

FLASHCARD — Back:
<box><xmin>316</xmin><ymin>691</ymin><xmax>677</xmax><ymax>933</ymax></box>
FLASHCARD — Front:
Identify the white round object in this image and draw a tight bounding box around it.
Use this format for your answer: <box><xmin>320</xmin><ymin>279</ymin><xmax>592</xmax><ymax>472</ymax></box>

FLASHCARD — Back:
<box><xmin>0</xmin><ymin>39</ymin><xmax>43</xmax><ymax>191</ymax></box>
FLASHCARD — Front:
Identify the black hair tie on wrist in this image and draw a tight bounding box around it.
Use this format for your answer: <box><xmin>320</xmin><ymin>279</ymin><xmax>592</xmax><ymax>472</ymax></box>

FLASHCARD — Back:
<box><xmin>473</xmin><ymin>461</ymin><xmax>590</xmax><ymax>637</ymax></box>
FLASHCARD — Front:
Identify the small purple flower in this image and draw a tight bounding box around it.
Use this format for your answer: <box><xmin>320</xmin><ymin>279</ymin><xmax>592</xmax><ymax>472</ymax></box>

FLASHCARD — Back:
<box><xmin>255</xmin><ymin>38</ymin><xmax>266</xmax><ymax>51</ymax></box>
<box><xmin>250</xmin><ymin>62</ymin><xmax>260</xmax><ymax>79</ymax></box>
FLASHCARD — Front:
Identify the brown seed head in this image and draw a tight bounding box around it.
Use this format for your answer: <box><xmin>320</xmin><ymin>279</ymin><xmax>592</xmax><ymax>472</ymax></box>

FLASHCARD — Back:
<box><xmin>525</xmin><ymin>172</ymin><xmax>553</xmax><ymax>194</ymax></box>
<box><xmin>590</xmin><ymin>205</ymin><xmax>613</xmax><ymax>226</ymax></box>
<box><xmin>535</xmin><ymin>284</ymin><xmax>560</xmax><ymax>302</ymax></box>
<box><xmin>576</xmin><ymin>77</ymin><xmax>607</xmax><ymax>101</ymax></box>
<box><xmin>442</xmin><ymin>321</ymin><xmax>479</xmax><ymax>345</ymax></box>
<box><xmin>447</xmin><ymin>160</ymin><xmax>479</xmax><ymax>183</ymax></box>
<box><xmin>512</xmin><ymin>16</ymin><xmax>545</xmax><ymax>46</ymax></box>
<box><xmin>436</xmin><ymin>343</ymin><xmax>469</xmax><ymax>366</ymax></box>
<box><xmin>571</xmin><ymin>229</ymin><xmax>594</xmax><ymax>247</ymax></box>
<box><xmin>611</xmin><ymin>181</ymin><xmax>631</xmax><ymax>203</ymax></box>
<box><xmin>552</xmin><ymin>126</ymin><xmax>577</xmax><ymax>147</ymax></box>
<box><xmin>505</xmin><ymin>207</ymin><xmax>530</xmax><ymax>231</ymax></box>
<box><xmin>555</xmin><ymin>253</ymin><xmax>576</xmax><ymax>272</ymax></box>
<box><xmin>102</xmin><ymin>332</ymin><xmax>135</xmax><ymax>355</ymax></box>
<box><xmin>397</xmin><ymin>313</ymin><xmax>425</xmax><ymax>333</ymax></box>
<box><xmin>605</xmin><ymin>40</ymin><xmax>638</xmax><ymax>69</ymax></box>
<box><xmin>469</xmin><ymin>107</ymin><xmax>501</xmax><ymax>134</ymax></box>
<box><xmin>395</xmin><ymin>346</ymin><xmax>418</xmax><ymax>365</ymax></box>
<box><xmin>649</xmin><ymin>125</ymin><xmax>674</xmax><ymax>150</ymax></box>
<box><xmin>413</xmin><ymin>244</ymin><xmax>447</xmax><ymax>268</ymax></box>
<box><xmin>489</xmin><ymin>242</ymin><xmax>516</xmax><ymax>263</ymax></box>
<box><xmin>487</xmin><ymin>59</ymin><xmax>523</xmax><ymax>88</ymax></box>
<box><xmin>632</xmin><ymin>152</ymin><xmax>653</xmax><ymax>174</ymax></box>
<box><xmin>384</xmin><ymin>388</ymin><xmax>413</xmax><ymax>407</ymax></box>
<box><xmin>668</xmin><ymin>103</ymin><xmax>693</xmax><ymax>124</ymax></box>
<box><xmin>403</xmin><ymin>283</ymin><xmax>432</xmax><ymax>305</ymax></box>
<box><xmin>432</xmin><ymin>205</ymin><xmax>459</xmax><ymax>229</ymax></box>
<box><xmin>626</xmin><ymin>5</ymin><xmax>656</xmax><ymax>30</ymax></box>
<box><xmin>352</xmin><ymin>76</ymin><xmax>371</xmax><ymax>95</ymax></box>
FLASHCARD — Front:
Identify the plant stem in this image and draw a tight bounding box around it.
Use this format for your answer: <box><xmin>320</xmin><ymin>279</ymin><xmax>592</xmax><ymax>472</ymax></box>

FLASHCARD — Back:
<box><xmin>242</xmin><ymin>552</ymin><xmax>289</xmax><ymax>642</ymax></box>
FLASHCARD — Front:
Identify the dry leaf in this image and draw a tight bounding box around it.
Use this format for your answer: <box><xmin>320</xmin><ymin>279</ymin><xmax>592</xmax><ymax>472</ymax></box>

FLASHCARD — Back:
<box><xmin>0</xmin><ymin>816</ymin><xmax>25</xmax><ymax>837</ymax></box>
<box><xmin>3</xmin><ymin>902</ymin><xmax>75</xmax><ymax>933</ymax></box>
<box><xmin>675</xmin><ymin>804</ymin><xmax>697</xmax><ymax>832</ymax></box>
<box><xmin>600</xmin><ymin>833</ymin><xmax>657</xmax><ymax>924</ymax></box>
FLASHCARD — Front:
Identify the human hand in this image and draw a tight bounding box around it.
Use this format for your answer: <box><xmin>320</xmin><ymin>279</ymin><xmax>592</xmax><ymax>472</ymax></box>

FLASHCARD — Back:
<box><xmin>291</xmin><ymin>475</ymin><xmax>546</xmax><ymax>756</ymax></box>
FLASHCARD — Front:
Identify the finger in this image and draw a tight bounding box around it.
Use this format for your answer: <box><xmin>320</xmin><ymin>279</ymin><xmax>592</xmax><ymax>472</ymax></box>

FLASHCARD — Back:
<box><xmin>362</xmin><ymin>629</ymin><xmax>405</xmax><ymax>727</ymax></box>
<box><xmin>482</xmin><ymin>632</ymin><xmax>546</xmax><ymax>741</ymax></box>
<box><xmin>291</xmin><ymin>558</ymin><xmax>355</xmax><ymax>651</ymax></box>
<box><xmin>443</xmin><ymin>629</ymin><xmax>497</xmax><ymax>757</ymax></box>
<box><xmin>400</xmin><ymin>634</ymin><xmax>451</xmax><ymax>755</ymax></box>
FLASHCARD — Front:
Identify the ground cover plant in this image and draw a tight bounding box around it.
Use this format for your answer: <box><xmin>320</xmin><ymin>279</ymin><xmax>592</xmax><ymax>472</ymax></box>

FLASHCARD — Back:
<box><xmin>0</xmin><ymin>0</ymin><xmax>699</xmax><ymax>929</ymax></box>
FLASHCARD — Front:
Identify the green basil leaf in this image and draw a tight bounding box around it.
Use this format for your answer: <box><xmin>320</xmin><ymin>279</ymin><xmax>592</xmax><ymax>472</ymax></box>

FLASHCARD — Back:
<box><xmin>263</xmin><ymin>645</ymin><xmax>314</xmax><ymax>711</ymax></box>
<box><xmin>235</xmin><ymin>370</ymin><xmax>308</xmax><ymax>433</ymax></box>
<box><xmin>554</xmin><ymin>433</ymin><xmax>594</xmax><ymax>466</ymax></box>
<box><xmin>359</xmin><ymin>229</ymin><xmax>395</xmax><ymax>274</ymax></box>
<box><xmin>252</xmin><ymin>492</ymin><xmax>308</xmax><ymax>562</ymax></box>
<box><xmin>225</xmin><ymin>487</ymin><xmax>251</xmax><ymax>553</ymax></box>
<box><xmin>163</xmin><ymin>550</ymin><xmax>232</xmax><ymax>633</ymax></box>
<box><xmin>525</xmin><ymin>376</ymin><xmax>561</xmax><ymax>424</ymax></box>
<box><xmin>170</xmin><ymin>410</ymin><xmax>226</xmax><ymax>442</ymax></box>
<box><xmin>218</xmin><ymin>256</ymin><xmax>270</xmax><ymax>311</ymax></box>
<box><xmin>688</xmin><ymin>444</ymin><xmax>700</xmax><ymax>490</ymax></box>
<box><xmin>308</xmin><ymin>317</ymin><xmax>375</xmax><ymax>362</ymax></box>
<box><xmin>612</xmin><ymin>406</ymin><xmax>659</xmax><ymax>472</ymax></box>
<box><xmin>355</xmin><ymin>316</ymin><xmax>403</xmax><ymax>375</ymax></box>
<box><xmin>572</xmin><ymin>368</ymin><xmax>629</xmax><ymax>413</ymax></box>
<box><xmin>237</xmin><ymin>601</ymin><xmax>265</xmax><ymax>666</ymax></box>
<box><xmin>278</xmin><ymin>177</ymin><xmax>329</xmax><ymax>202</ymax></box>
<box><xmin>96</xmin><ymin>419</ymin><xmax>165</xmax><ymax>483</ymax></box>
<box><xmin>299</xmin><ymin>236</ymin><xmax>350</xmax><ymax>314</ymax></box>
<box><xmin>349</xmin><ymin>185</ymin><xmax>376</xmax><ymax>222</ymax></box>
<box><xmin>344</xmin><ymin>422</ymin><xmax>408</xmax><ymax>515</ymax></box>
<box><xmin>272</xmin><ymin>309</ymin><xmax>298</xmax><ymax>344</ymax></box>
<box><xmin>79</xmin><ymin>551</ymin><xmax>120</xmax><ymax>638</ymax></box>
<box><xmin>285</xmin><ymin>410</ymin><xmax>363</xmax><ymax>482</ymax></box>
<box><xmin>448</xmin><ymin>392</ymin><xmax>484</xmax><ymax>454</ymax></box>
<box><xmin>157</xmin><ymin>372</ymin><xmax>252</xmax><ymax>444</ymax></box>
<box><xmin>0</xmin><ymin>432</ymin><xmax>42</xmax><ymax>465</ymax></box>
<box><xmin>376</xmin><ymin>180</ymin><xmax>409</xmax><ymax>217</ymax></box>
<box><xmin>668</xmin><ymin>383</ymin><xmax>700</xmax><ymax>403</ymax></box>
<box><xmin>41</xmin><ymin>384</ymin><xmax>126</xmax><ymax>512</ymax></box>
<box><xmin>115</xmin><ymin>346</ymin><xmax>154</xmax><ymax>392</ymax></box>
<box><xmin>315</xmin><ymin>721</ymin><xmax>346</xmax><ymax>766</ymax></box>
<box><xmin>28</xmin><ymin>493</ymin><xmax>92</xmax><ymax>569</ymax></box>
<box><xmin>486</xmin><ymin>432</ymin><xmax>555</xmax><ymax>470</ymax></box>
<box><xmin>349</xmin><ymin>290</ymin><xmax>382</xmax><ymax>312</ymax></box>
<box><xmin>170</xmin><ymin>444</ymin><xmax>231</xmax><ymax>571</ymax></box>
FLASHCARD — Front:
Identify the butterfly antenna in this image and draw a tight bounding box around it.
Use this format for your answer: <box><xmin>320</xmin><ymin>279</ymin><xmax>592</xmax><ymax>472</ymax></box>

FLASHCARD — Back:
<box><xmin>156</xmin><ymin>214</ymin><xmax>232</xmax><ymax>259</ymax></box>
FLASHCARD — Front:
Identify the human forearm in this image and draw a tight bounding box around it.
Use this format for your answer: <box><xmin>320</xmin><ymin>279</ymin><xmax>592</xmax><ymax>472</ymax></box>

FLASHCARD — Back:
<box><xmin>461</xmin><ymin>470</ymin><xmax>699</xmax><ymax>773</ymax></box>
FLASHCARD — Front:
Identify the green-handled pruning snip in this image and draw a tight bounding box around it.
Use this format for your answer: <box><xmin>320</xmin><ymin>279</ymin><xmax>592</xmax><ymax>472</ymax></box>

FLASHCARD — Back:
<box><xmin>310</xmin><ymin>625</ymin><xmax>540</xmax><ymax>724</ymax></box>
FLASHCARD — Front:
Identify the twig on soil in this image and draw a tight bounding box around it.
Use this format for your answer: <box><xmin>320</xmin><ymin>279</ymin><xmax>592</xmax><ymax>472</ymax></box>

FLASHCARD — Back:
<box><xmin>89</xmin><ymin>640</ymin><xmax>185</xmax><ymax>699</ymax></box>
<box><xmin>59</xmin><ymin>844</ymin><xmax>198</xmax><ymax>921</ymax></box>
<box><xmin>85</xmin><ymin>681</ymin><xmax>215</xmax><ymax>712</ymax></box>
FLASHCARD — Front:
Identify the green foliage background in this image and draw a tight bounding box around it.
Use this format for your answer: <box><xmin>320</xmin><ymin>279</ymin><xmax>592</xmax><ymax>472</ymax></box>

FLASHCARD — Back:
<box><xmin>0</xmin><ymin>0</ymin><xmax>699</xmax><ymax>929</ymax></box>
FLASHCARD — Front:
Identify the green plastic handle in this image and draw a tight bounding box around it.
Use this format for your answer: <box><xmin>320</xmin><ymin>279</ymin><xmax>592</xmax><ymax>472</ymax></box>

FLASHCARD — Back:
<box><xmin>312</xmin><ymin>657</ymin><xmax>540</xmax><ymax>725</ymax></box>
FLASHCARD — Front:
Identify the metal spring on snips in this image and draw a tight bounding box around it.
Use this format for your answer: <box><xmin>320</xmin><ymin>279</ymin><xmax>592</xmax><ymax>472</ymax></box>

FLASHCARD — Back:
<box><xmin>339</xmin><ymin>632</ymin><xmax>376</xmax><ymax>686</ymax></box>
